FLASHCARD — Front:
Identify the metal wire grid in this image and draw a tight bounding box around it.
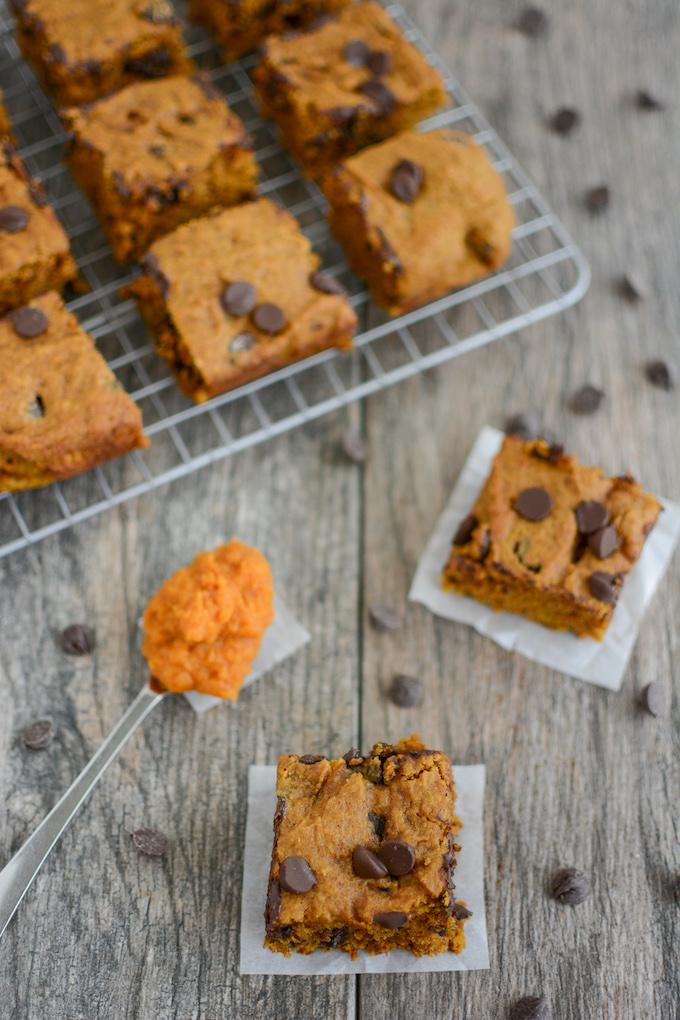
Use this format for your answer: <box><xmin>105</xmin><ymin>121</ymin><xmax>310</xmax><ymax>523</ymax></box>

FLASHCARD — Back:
<box><xmin>0</xmin><ymin>1</ymin><xmax>590</xmax><ymax>559</ymax></box>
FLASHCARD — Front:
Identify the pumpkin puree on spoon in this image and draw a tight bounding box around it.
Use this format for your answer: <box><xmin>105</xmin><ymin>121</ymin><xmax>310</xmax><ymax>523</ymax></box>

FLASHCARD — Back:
<box><xmin>143</xmin><ymin>540</ymin><xmax>274</xmax><ymax>699</ymax></box>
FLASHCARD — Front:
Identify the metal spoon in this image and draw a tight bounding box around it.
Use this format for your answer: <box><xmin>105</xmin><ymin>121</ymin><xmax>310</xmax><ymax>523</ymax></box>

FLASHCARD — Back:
<box><xmin>0</xmin><ymin>683</ymin><xmax>168</xmax><ymax>938</ymax></box>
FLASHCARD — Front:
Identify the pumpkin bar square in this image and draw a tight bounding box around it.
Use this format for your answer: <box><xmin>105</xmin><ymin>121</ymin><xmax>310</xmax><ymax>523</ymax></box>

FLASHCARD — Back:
<box><xmin>189</xmin><ymin>0</ymin><xmax>351</xmax><ymax>61</ymax></box>
<box><xmin>323</xmin><ymin>128</ymin><xmax>516</xmax><ymax>315</ymax></box>
<box><xmin>264</xmin><ymin>736</ymin><xmax>469</xmax><ymax>958</ymax></box>
<box><xmin>11</xmin><ymin>0</ymin><xmax>191</xmax><ymax>107</ymax></box>
<box><xmin>63</xmin><ymin>75</ymin><xmax>258</xmax><ymax>262</ymax></box>
<box><xmin>125</xmin><ymin>197</ymin><xmax>357</xmax><ymax>403</ymax></box>
<box><xmin>253</xmin><ymin>2</ymin><xmax>446</xmax><ymax>179</ymax></box>
<box><xmin>0</xmin><ymin>142</ymin><xmax>77</xmax><ymax>315</ymax></box>
<box><xmin>0</xmin><ymin>291</ymin><xmax>148</xmax><ymax>491</ymax></box>
<box><xmin>443</xmin><ymin>436</ymin><xmax>662</xmax><ymax>640</ymax></box>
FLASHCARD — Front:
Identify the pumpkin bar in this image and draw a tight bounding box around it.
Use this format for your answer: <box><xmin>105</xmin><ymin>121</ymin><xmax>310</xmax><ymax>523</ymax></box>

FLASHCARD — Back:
<box><xmin>125</xmin><ymin>197</ymin><xmax>357</xmax><ymax>402</ymax></box>
<box><xmin>63</xmin><ymin>74</ymin><xmax>258</xmax><ymax>262</ymax></box>
<box><xmin>189</xmin><ymin>0</ymin><xmax>350</xmax><ymax>61</ymax></box>
<box><xmin>443</xmin><ymin>436</ymin><xmax>662</xmax><ymax>640</ymax></box>
<box><xmin>0</xmin><ymin>142</ymin><xmax>77</xmax><ymax>315</ymax></box>
<box><xmin>11</xmin><ymin>0</ymin><xmax>191</xmax><ymax>107</ymax></box>
<box><xmin>253</xmin><ymin>2</ymin><xmax>446</xmax><ymax>179</ymax></box>
<box><xmin>324</xmin><ymin>128</ymin><xmax>515</xmax><ymax>315</ymax></box>
<box><xmin>264</xmin><ymin>735</ymin><xmax>470</xmax><ymax>958</ymax></box>
<box><xmin>0</xmin><ymin>291</ymin><xmax>148</xmax><ymax>491</ymax></box>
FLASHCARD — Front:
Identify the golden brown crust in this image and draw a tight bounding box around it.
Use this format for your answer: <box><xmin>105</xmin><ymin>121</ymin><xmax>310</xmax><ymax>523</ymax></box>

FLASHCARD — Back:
<box><xmin>189</xmin><ymin>0</ymin><xmax>351</xmax><ymax>60</ymax></box>
<box><xmin>11</xmin><ymin>0</ymin><xmax>191</xmax><ymax>106</ymax></box>
<box><xmin>443</xmin><ymin>436</ymin><xmax>662</xmax><ymax>640</ymax></box>
<box><xmin>264</xmin><ymin>736</ymin><xmax>468</xmax><ymax>958</ymax></box>
<box><xmin>0</xmin><ymin>291</ymin><xmax>148</xmax><ymax>491</ymax></box>
<box><xmin>323</xmin><ymin>128</ymin><xmax>516</xmax><ymax>314</ymax></box>
<box><xmin>0</xmin><ymin>143</ymin><xmax>77</xmax><ymax>314</ymax></box>
<box><xmin>253</xmin><ymin>2</ymin><xmax>446</xmax><ymax>179</ymax></box>
<box><xmin>63</xmin><ymin>75</ymin><xmax>258</xmax><ymax>262</ymax></box>
<box><xmin>124</xmin><ymin>198</ymin><xmax>357</xmax><ymax>402</ymax></box>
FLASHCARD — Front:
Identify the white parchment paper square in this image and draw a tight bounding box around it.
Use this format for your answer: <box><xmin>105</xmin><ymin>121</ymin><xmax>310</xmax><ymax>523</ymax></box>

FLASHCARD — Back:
<box><xmin>240</xmin><ymin>763</ymin><xmax>488</xmax><ymax>975</ymax></box>
<box><xmin>183</xmin><ymin>597</ymin><xmax>309</xmax><ymax>714</ymax></box>
<box><xmin>409</xmin><ymin>426</ymin><xmax>680</xmax><ymax>690</ymax></box>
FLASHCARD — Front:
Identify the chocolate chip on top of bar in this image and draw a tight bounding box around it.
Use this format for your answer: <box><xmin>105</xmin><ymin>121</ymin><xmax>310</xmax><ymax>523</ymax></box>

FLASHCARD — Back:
<box><xmin>443</xmin><ymin>436</ymin><xmax>662</xmax><ymax>640</ymax></box>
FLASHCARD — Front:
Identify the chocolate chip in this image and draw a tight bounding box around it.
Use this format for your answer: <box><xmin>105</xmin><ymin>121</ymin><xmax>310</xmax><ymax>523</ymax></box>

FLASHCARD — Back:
<box><xmin>388</xmin><ymin>674</ymin><xmax>424</xmax><ymax>708</ymax></box>
<box><xmin>342</xmin><ymin>747</ymin><xmax>360</xmax><ymax>764</ymax></box>
<box><xmin>453</xmin><ymin>513</ymin><xmax>477</xmax><ymax>546</ymax></box>
<box><xmin>366</xmin><ymin>49</ymin><xmax>392</xmax><ymax>76</ymax></box>
<box><xmin>452</xmin><ymin>902</ymin><xmax>472</xmax><ymax>920</ymax></box>
<box><xmin>148</xmin><ymin>144</ymin><xmax>165</xmax><ymax>157</ymax></box>
<box><xmin>575</xmin><ymin>500</ymin><xmax>610</xmax><ymax>535</ymax></box>
<box><xmin>299</xmin><ymin>754</ymin><xmax>323</xmax><ymax>764</ymax></box>
<box><xmin>59</xmin><ymin>623</ymin><xmax>94</xmax><ymax>655</ymax></box>
<box><xmin>352</xmin><ymin>846</ymin><xmax>388</xmax><ymax>879</ymax></box>
<box><xmin>0</xmin><ymin>205</ymin><xmax>29</xmax><ymax>232</ymax></box>
<box><xmin>618</xmin><ymin>272</ymin><xmax>646</xmax><ymax>302</ymax></box>
<box><xmin>229</xmin><ymin>333</ymin><xmax>256</xmax><ymax>354</ymax></box>
<box><xmin>551</xmin><ymin>866</ymin><xmax>590</xmax><ymax>905</ymax></box>
<box><xmin>221</xmin><ymin>280</ymin><xmax>256</xmax><ymax>316</ymax></box>
<box><xmin>368</xmin><ymin>812</ymin><xmax>386</xmax><ymax>840</ymax></box>
<box><xmin>309</xmin><ymin>269</ymin><xmax>347</xmax><ymax>296</ymax></box>
<box><xmin>373</xmin><ymin>911</ymin><xmax>408</xmax><ymax>928</ymax></box>
<box><xmin>588</xmin><ymin>525</ymin><xmax>619</xmax><ymax>559</ymax></box>
<box><xmin>505</xmin><ymin>412</ymin><xmax>540</xmax><ymax>440</ymax></box>
<box><xmin>327</xmin><ymin>927</ymin><xmax>348</xmax><ymax>947</ymax></box>
<box><xmin>510</xmin><ymin>996</ymin><xmax>550</xmax><ymax>1020</ymax></box>
<box><xmin>377</xmin><ymin>839</ymin><xmax>415</xmax><ymax>877</ymax></box>
<box><xmin>584</xmin><ymin>184</ymin><xmax>610</xmax><ymax>213</ymax></box>
<box><xmin>516</xmin><ymin>6</ymin><xmax>549</xmax><ymax>37</ymax></box>
<box><xmin>343</xmin><ymin>39</ymin><xmax>370</xmax><ymax>66</ymax></box>
<box><xmin>548</xmin><ymin>106</ymin><xmax>580</xmax><ymax>135</ymax></box>
<box><xmin>22</xmin><ymin>719</ymin><xmax>55</xmax><ymax>751</ymax></box>
<box><xmin>636</xmin><ymin>89</ymin><xmax>664</xmax><ymax>111</ymax></box>
<box><xmin>568</xmin><ymin>383</ymin><xmax>604</xmax><ymax>415</ymax></box>
<box><xmin>341</xmin><ymin>427</ymin><xmax>367</xmax><ymax>464</ymax></box>
<box><xmin>358</xmin><ymin>79</ymin><xmax>396</xmax><ymax>116</ymax></box>
<box><xmin>130</xmin><ymin>827</ymin><xmax>168</xmax><ymax>857</ymax></box>
<box><xmin>588</xmin><ymin>571</ymin><xmax>618</xmax><ymax>603</ymax></box>
<box><xmin>368</xmin><ymin>603</ymin><xmax>401</xmax><ymax>632</ymax></box>
<box><xmin>252</xmin><ymin>302</ymin><xmax>287</xmax><ymax>335</ymax></box>
<box><xmin>388</xmin><ymin>158</ymin><xmax>423</xmax><ymax>204</ymax></box>
<box><xmin>515</xmin><ymin>487</ymin><xmax>553</xmax><ymax>521</ymax></box>
<box><xmin>640</xmin><ymin>682</ymin><xmax>665</xmax><ymax>718</ymax></box>
<box><xmin>279</xmin><ymin>856</ymin><xmax>316</xmax><ymax>893</ymax></box>
<box><xmin>11</xmin><ymin>306</ymin><xmax>49</xmax><ymax>339</ymax></box>
<box><xmin>645</xmin><ymin>359</ymin><xmax>676</xmax><ymax>391</ymax></box>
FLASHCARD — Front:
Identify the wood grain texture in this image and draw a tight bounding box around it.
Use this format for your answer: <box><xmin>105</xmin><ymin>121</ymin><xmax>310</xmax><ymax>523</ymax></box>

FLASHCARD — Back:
<box><xmin>1</xmin><ymin>0</ymin><xmax>679</xmax><ymax>1018</ymax></box>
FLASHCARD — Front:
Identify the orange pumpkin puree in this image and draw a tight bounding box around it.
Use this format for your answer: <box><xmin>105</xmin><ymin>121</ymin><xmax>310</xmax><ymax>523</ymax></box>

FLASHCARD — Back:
<box><xmin>142</xmin><ymin>540</ymin><xmax>274</xmax><ymax>699</ymax></box>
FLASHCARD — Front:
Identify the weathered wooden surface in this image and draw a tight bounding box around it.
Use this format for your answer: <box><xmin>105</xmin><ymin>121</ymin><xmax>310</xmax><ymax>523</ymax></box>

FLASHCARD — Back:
<box><xmin>1</xmin><ymin>0</ymin><xmax>679</xmax><ymax>1017</ymax></box>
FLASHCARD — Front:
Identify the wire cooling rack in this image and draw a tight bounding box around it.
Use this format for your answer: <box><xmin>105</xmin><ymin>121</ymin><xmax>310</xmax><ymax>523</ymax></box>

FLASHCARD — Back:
<box><xmin>0</xmin><ymin>1</ymin><xmax>589</xmax><ymax>559</ymax></box>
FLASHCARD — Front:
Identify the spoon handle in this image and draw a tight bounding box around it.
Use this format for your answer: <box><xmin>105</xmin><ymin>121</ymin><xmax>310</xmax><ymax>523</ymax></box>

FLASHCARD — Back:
<box><xmin>0</xmin><ymin>685</ymin><xmax>167</xmax><ymax>938</ymax></box>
